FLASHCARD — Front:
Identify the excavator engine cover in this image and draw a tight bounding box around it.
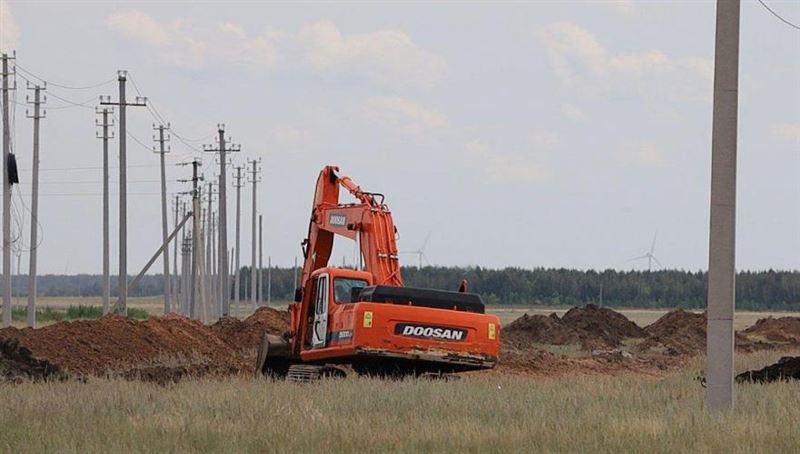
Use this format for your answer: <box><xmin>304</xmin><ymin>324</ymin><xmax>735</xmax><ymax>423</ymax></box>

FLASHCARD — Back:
<box><xmin>355</xmin><ymin>285</ymin><xmax>485</xmax><ymax>313</ymax></box>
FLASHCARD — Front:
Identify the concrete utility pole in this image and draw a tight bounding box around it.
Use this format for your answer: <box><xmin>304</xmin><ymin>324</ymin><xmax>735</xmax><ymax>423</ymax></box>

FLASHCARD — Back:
<box><xmin>203</xmin><ymin>125</ymin><xmax>239</xmax><ymax>317</ymax></box>
<box><xmin>25</xmin><ymin>82</ymin><xmax>45</xmax><ymax>328</ymax></box>
<box><xmin>153</xmin><ymin>123</ymin><xmax>171</xmax><ymax>314</ymax></box>
<box><xmin>211</xmin><ymin>211</ymin><xmax>218</xmax><ymax>314</ymax></box>
<box><xmin>248</xmin><ymin>158</ymin><xmax>261</xmax><ymax>309</ymax></box>
<box><xmin>706</xmin><ymin>0</ymin><xmax>740</xmax><ymax>412</ymax></box>
<box><xmin>190</xmin><ymin>159</ymin><xmax>202</xmax><ymax>319</ymax></box>
<box><xmin>96</xmin><ymin>108</ymin><xmax>114</xmax><ymax>313</ymax></box>
<box><xmin>181</xmin><ymin>236</ymin><xmax>190</xmax><ymax>315</ymax></box>
<box><xmin>267</xmin><ymin>257</ymin><xmax>272</xmax><ymax>306</ymax></box>
<box><xmin>100</xmin><ymin>71</ymin><xmax>146</xmax><ymax>316</ymax></box>
<box><xmin>172</xmin><ymin>194</ymin><xmax>180</xmax><ymax>312</ymax></box>
<box><xmin>233</xmin><ymin>166</ymin><xmax>243</xmax><ymax>316</ymax></box>
<box><xmin>2</xmin><ymin>52</ymin><xmax>16</xmax><ymax>328</ymax></box>
<box><xmin>259</xmin><ymin>214</ymin><xmax>264</xmax><ymax>306</ymax></box>
<box><xmin>205</xmin><ymin>182</ymin><xmax>215</xmax><ymax>314</ymax></box>
<box><xmin>178</xmin><ymin>200</ymin><xmax>187</xmax><ymax>313</ymax></box>
<box><xmin>230</xmin><ymin>248</ymin><xmax>235</xmax><ymax>280</ymax></box>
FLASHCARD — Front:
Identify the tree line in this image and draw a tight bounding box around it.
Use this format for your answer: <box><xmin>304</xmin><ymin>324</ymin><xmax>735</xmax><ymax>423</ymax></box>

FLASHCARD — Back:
<box><xmin>6</xmin><ymin>267</ymin><xmax>800</xmax><ymax>311</ymax></box>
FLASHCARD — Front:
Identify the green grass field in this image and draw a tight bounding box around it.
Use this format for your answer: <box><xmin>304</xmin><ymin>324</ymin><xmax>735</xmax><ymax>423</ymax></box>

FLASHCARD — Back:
<box><xmin>1</xmin><ymin>351</ymin><xmax>798</xmax><ymax>453</ymax></box>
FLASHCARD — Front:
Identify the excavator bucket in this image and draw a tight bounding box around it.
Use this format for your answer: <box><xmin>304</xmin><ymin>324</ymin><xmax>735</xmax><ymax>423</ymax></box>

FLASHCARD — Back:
<box><xmin>255</xmin><ymin>333</ymin><xmax>292</xmax><ymax>378</ymax></box>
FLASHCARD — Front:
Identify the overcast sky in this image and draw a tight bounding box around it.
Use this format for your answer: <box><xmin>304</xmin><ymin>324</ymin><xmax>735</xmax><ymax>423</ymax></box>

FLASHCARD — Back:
<box><xmin>0</xmin><ymin>0</ymin><xmax>798</xmax><ymax>275</ymax></box>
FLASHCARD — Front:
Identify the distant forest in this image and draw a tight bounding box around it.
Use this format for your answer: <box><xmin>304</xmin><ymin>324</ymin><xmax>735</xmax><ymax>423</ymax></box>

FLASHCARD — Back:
<box><xmin>6</xmin><ymin>267</ymin><xmax>800</xmax><ymax>311</ymax></box>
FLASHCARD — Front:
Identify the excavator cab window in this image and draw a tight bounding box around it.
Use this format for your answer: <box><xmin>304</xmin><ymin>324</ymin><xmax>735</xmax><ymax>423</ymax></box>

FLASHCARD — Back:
<box><xmin>334</xmin><ymin>278</ymin><xmax>368</xmax><ymax>303</ymax></box>
<box><xmin>311</xmin><ymin>275</ymin><xmax>330</xmax><ymax>348</ymax></box>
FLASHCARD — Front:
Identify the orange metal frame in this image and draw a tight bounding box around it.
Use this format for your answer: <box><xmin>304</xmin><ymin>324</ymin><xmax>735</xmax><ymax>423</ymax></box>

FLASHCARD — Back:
<box><xmin>290</xmin><ymin>166</ymin><xmax>499</xmax><ymax>365</ymax></box>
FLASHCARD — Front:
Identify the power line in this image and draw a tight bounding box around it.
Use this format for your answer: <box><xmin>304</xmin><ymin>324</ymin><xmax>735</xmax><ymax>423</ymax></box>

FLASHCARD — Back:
<box><xmin>17</xmin><ymin>164</ymin><xmax>160</xmax><ymax>171</ymax></box>
<box><xmin>757</xmin><ymin>0</ymin><xmax>800</xmax><ymax>31</ymax></box>
<box><xmin>15</xmin><ymin>192</ymin><xmax>161</xmax><ymax>197</ymax></box>
<box><xmin>17</xmin><ymin>179</ymin><xmax>161</xmax><ymax>184</ymax></box>
<box><xmin>127</xmin><ymin>73</ymin><xmax>210</xmax><ymax>153</ymax></box>
<box><xmin>14</xmin><ymin>71</ymin><xmax>97</xmax><ymax>110</ymax></box>
<box><xmin>110</xmin><ymin>111</ymin><xmax>157</xmax><ymax>152</ymax></box>
<box><xmin>13</xmin><ymin>63</ymin><xmax>117</xmax><ymax>90</ymax></box>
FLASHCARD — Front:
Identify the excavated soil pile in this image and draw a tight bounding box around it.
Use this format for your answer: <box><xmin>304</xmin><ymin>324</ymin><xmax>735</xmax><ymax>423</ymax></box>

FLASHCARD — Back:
<box><xmin>736</xmin><ymin>356</ymin><xmax>800</xmax><ymax>383</ymax></box>
<box><xmin>0</xmin><ymin>308</ymin><xmax>290</xmax><ymax>383</ymax></box>
<box><xmin>638</xmin><ymin>310</ymin><xmax>767</xmax><ymax>356</ymax></box>
<box><xmin>0</xmin><ymin>338</ymin><xmax>67</xmax><ymax>382</ymax></box>
<box><xmin>212</xmin><ymin>307</ymin><xmax>290</xmax><ymax>354</ymax></box>
<box><xmin>741</xmin><ymin>317</ymin><xmax>800</xmax><ymax>345</ymax></box>
<box><xmin>560</xmin><ymin>304</ymin><xmax>646</xmax><ymax>348</ymax></box>
<box><xmin>503</xmin><ymin>304</ymin><xmax>645</xmax><ymax>350</ymax></box>
<box><xmin>502</xmin><ymin>313</ymin><xmax>583</xmax><ymax>347</ymax></box>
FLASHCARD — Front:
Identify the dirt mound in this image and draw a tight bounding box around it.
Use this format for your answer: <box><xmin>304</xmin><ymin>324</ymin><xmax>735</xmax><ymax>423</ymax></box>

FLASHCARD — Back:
<box><xmin>561</xmin><ymin>304</ymin><xmax>646</xmax><ymax>347</ymax></box>
<box><xmin>212</xmin><ymin>307</ymin><xmax>290</xmax><ymax>353</ymax></box>
<box><xmin>742</xmin><ymin>317</ymin><xmax>800</xmax><ymax>344</ymax></box>
<box><xmin>0</xmin><ymin>338</ymin><xmax>67</xmax><ymax>382</ymax></box>
<box><xmin>736</xmin><ymin>356</ymin><xmax>800</xmax><ymax>383</ymax></box>
<box><xmin>503</xmin><ymin>313</ymin><xmax>583</xmax><ymax>347</ymax></box>
<box><xmin>0</xmin><ymin>308</ymin><xmax>290</xmax><ymax>382</ymax></box>
<box><xmin>504</xmin><ymin>305</ymin><xmax>644</xmax><ymax>350</ymax></box>
<box><xmin>639</xmin><ymin>310</ymin><xmax>768</xmax><ymax>355</ymax></box>
<box><xmin>0</xmin><ymin>314</ymin><xmax>246</xmax><ymax>377</ymax></box>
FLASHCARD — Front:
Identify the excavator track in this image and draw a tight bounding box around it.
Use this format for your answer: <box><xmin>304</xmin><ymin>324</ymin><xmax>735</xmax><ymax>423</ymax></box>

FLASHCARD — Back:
<box><xmin>287</xmin><ymin>364</ymin><xmax>347</xmax><ymax>383</ymax></box>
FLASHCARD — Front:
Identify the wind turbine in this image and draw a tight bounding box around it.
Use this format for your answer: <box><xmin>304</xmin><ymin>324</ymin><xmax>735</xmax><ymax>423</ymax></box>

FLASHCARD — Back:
<box><xmin>629</xmin><ymin>231</ymin><xmax>662</xmax><ymax>271</ymax></box>
<box><xmin>400</xmin><ymin>232</ymin><xmax>431</xmax><ymax>268</ymax></box>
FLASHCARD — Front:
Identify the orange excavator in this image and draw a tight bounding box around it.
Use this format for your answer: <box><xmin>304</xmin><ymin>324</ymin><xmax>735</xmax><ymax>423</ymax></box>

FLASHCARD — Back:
<box><xmin>256</xmin><ymin>166</ymin><xmax>500</xmax><ymax>380</ymax></box>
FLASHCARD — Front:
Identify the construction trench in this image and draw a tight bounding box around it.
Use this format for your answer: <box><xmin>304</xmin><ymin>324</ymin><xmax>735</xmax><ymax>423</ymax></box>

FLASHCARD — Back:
<box><xmin>1</xmin><ymin>304</ymin><xmax>799</xmax><ymax>384</ymax></box>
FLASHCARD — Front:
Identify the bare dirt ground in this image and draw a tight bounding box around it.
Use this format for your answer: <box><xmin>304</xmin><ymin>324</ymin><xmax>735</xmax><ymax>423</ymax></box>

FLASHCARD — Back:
<box><xmin>0</xmin><ymin>307</ymin><xmax>289</xmax><ymax>384</ymax></box>
<box><xmin>488</xmin><ymin>306</ymin><xmax>800</xmax><ymax>330</ymax></box>
<box><xmin>2</xmin><ymin>303</ymin><xmax>800</xmax><ymax>383</ymax></box>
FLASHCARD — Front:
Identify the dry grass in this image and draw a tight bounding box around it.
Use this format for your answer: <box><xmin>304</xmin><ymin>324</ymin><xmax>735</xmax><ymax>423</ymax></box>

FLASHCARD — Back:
<box><xmin>1</xmin><ymin>351</ymin><xmax>798</xmax><ymax>453</ymax></box>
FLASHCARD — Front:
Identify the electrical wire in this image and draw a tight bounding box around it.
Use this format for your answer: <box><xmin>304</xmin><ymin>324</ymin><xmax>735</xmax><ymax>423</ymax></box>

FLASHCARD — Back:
<box><xmin>15</xmin><ymin>192</ymin><xmax>161</xmax><ymax>197</ymax></box>
<box><xmin>17</xmin><ymin>164</ymin><xmax>160</xmax><ymax>172</ymax></box>
<box><xmin>110</xmin><ymin>112</ymin><xmax>156</xmax><ymax>152</ymax></box>
<box><xmin>45</xmin><ymin>90</ymin><xmax>95</xmax><ymax>110</ymax></box>
<box><xmin>17</xmin><ymin>179</ymin><xmax>161</xmax><ymax>185</ymax></box>
<box><xmin>757</xmin><ymin>0</ymin><xmax>800</xmax><ymax>31</ymax></box>
<box><xmin>46</xmin><ymin>97</ymin><xmax>100</xmax><ymax>110</ymax></box>
<box><xmin>128</xmin><ymin>72</ymin><xmax>211</xmax><ymax>154</ymax></box>
<box><xmin>11</xmin><ymin>187</ymin><xmax>44</xmax><ymax>253</ymax></box>
<box><xmin>14</xmin><ymin>63</ymin><xmax>117</xmax><ymax>90</ymax></box>
<box><xmin>15</xmin><ymin>70</ymin><xmax>96</xmax><ymax>110</ymax></box>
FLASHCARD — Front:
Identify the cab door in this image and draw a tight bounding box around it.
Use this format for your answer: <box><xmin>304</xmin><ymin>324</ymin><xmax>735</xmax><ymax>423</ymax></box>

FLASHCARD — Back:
<box><xmin>311</xmin><ymin>274</ymin><xmax>329</xmax><ymax>348</ymax></box>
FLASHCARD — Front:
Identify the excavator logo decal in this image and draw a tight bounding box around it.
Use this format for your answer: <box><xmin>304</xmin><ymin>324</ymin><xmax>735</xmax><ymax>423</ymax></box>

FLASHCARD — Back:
<box><xmin>396</xmin><ymin>324</ymin><xmax>467</xmax><ymax>341</ymax></box>
<box><xmin>329</xmin><ymin>214</ymin><xmax>347</xmax><ymax>226</ymax></box>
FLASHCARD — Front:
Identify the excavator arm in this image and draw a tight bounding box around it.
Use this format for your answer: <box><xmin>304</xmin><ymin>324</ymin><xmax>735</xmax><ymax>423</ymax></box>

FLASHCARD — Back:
<box><xmin>291</xmin><ymin>166</ymin><xmax>403</xmax><ymax>355</ymax></box>
<box><xmin>299</xmin><ymin>165</ymin><xmax>403</xmax><ymax>289</ymax></box>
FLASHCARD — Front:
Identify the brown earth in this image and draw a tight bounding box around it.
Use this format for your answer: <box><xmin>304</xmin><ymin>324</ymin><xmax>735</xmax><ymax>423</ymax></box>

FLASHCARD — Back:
<box><xmin>736</xmin><ymin>356</ymin><xmax>800</xmax><ymax>383</ymax></box>
<box><xmin>211</xmin><ymin>307</ymin><xmax>290</xmax><ymax>354</ymax></box>
<box><xmin>497</xmin><ymin>306</ymin><xmax>797</xmax><ymax>378</ymax></box>
<box><xmin>0</xmin><ymin>307</ymin><xmax>289</xmax><ymax>383</ymax></box>
<box><xmin>0</xmin><ymin>338</ymin><xmax>67</xmax><ymax>382</ymax></box>
<box><xmin>560</xmin><ymin>304</ymin><xmax>646</xmax><ymax>348</ymax></box>
<box><xmin>503</xmin><ymin>304</ymin><xmax>645</xmax><ymax>351</ymax></box>
<box><xmin>4</xmin><ymin>303</ymin><xmax>800</xmax><ymax>383</ymax></box>
<box><xmin>741</xmin><ymin>317</ymin><xmax>800</xmax><ymax>344</ymax></box>
<box><xmin>637</xmin><ymin>310</ymin><xmax>771</xmax><ymax>356</ymax></box>
<box><xmin>502</xmin><ymin>313</ymin><xmax>583</xmax><ymax>347</ymax></box>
